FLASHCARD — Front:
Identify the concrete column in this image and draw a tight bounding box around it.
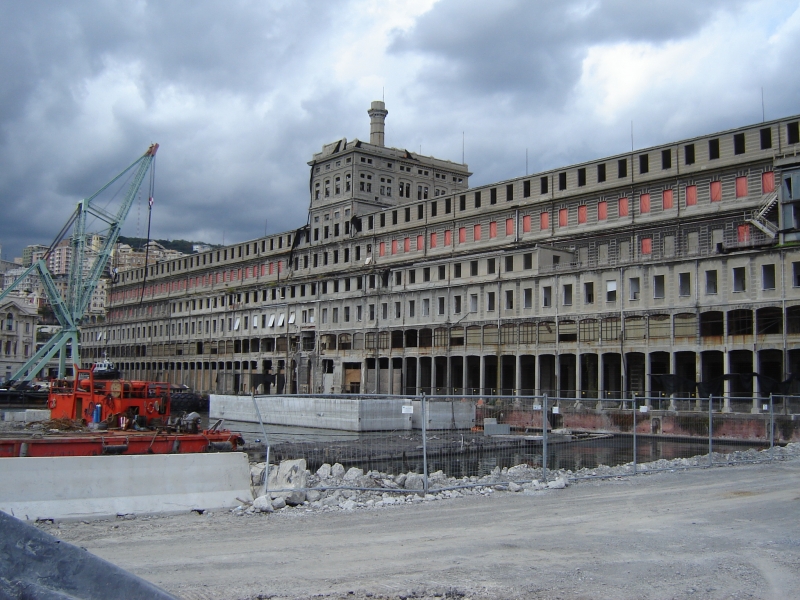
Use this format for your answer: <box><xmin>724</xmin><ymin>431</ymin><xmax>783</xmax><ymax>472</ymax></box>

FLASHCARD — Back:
<box><xmin>515</xmin><ymin>354</ymin><xmax>522</xmax><ymax>398</ymax></box>
<box><xmin>479</xmin><ymin>355</ymin><xmax>486</xmax><ymax>395</ymax></box>
<box><xmin>387</xmin><ymin>358</ymin><xmax>393</xmax><ymax>395</ymax></box>
<box><xmin>415</xmin><ymin>356</ymin><xmax>422</xmax><ymax>395</ymax></box>
<box><xmin>462</xmin><ymin>355</ymin><xmax>468</xmax><ymax>394</ymax></box>
<box><xmin>695</xmin><ymin>353</ymin><xmax>703</xmax><ymax>411</ymax></box>
<box><xmin>644</xmin><ymin>352</ymin><xmax>652</xmax><ymax>409</ymax></box>
<box><xmin>668</xmin><ymin>352</ymin><xmax>677</xmax><ymax>411</ymax></box>
<box><xmin>576</xmin><ymin>353</ymin><xmax>583</xmax><ymax>402</ymax></box>
<box><xmin>723</xmin><ymin>351</ymin><xmax>732</xmax><ymax>413</ymax></box>
<box><xmin>597</xmin><ymin>353</ymin><xmax>605</xmax><ymax>410</ymax></box>
<box><xmin>534</xmin><ymin>353</ymin><xmax>541</xmax><ymax>396</ymax></box>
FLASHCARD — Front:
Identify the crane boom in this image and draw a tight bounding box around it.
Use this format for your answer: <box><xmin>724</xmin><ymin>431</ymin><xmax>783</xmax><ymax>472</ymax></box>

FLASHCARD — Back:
<box><xmin>0</xmin><ymin>144</ymin><xmax>159</xmax><ymax>380</ymax></box>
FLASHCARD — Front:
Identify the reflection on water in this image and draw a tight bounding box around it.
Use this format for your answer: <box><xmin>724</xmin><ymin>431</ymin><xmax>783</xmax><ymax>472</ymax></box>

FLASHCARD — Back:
<box><xmin>212</xmin><ymin>414</ymin><xmax>762</xmax><ymax>479</ymax></box>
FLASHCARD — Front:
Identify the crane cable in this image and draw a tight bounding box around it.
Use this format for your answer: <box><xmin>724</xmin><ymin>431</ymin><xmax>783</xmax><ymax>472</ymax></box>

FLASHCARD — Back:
<box><xmin>138</xmin><ymin>156</ymin><xmax>157</xmax><ymax>305</ymax></box>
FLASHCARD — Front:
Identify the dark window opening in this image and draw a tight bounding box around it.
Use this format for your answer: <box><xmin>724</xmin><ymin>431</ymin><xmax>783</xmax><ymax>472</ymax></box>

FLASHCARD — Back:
<box><xmin>540</xmin><ymin>177</ymin><xmax>548</xmax><ymax>194</ymax></box>
<box><xmin>760</xmin><ymin>127</ymin><xmax>772</xmax><ymax>149</ymax></box>
<box><xmin>597</xmin><ymin>163</ymin><xmax>606</xmax><ymax>182</ymax></box>
<box><xmin>685</xmin><ymin>144</ymin><xmax>695</xmax><ymax>165</ymax></box>
<box><xmin>577</xmin><ymin>168</ymin><xmax>586</xmax><ymax>186</ymax></box>
<box><xmin>788</xmin><ymin>122</ymin><xmax>799</xmax><ymax>145</ymax></box>
<box><xmin>661</xmin><ymin>149</ymin><xmax>671</xmax><ymax>170</ymax></box>
<box><xmin>733</xmin><ymin>133</ymin><xmax>745</xmax><ymax>155</ymax></box>
<box><xmin>558</xmin><ymin>172</ymin><xmax>567</xmax><ymax>190</ymax></box>
<box><xmin>618</xmin><ymin>158</ymin><xmax>627</xmax><ymax>178</ymax></box>
<box><xmin>708</xmin><ymin>138</ymin><xmax>719</xmax><ymax>160</ymax></box>
<box><xmin>639</xmin><ymin>154</ymin><xmax>649</xmax><ymax>174</ymax></box>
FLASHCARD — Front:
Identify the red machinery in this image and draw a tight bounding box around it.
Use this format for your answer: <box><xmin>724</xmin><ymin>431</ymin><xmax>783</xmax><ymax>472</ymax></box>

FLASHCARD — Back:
<box><xmin>0</xmin><ymin>365</ymin><xmax>244</xmax><ymax>457</ymax></box>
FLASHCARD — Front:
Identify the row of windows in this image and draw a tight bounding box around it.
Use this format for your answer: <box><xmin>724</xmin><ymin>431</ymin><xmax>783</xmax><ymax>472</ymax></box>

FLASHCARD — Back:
<box><xmin>93</xmin><ymin>304</ymin><xmax>800</xmax><ymax>354</ymax></box>
<box><xmin>105</xmin><ymin>261</ymin><xmax>800</xmax><ymax>343</ymax></box>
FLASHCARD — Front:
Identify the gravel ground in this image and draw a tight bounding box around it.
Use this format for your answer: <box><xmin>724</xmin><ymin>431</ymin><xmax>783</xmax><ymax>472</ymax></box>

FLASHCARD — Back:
<box><xmin>34</xmin><ymin>447</ymin><xmax>800</xmax><ymax>600</ymax></box>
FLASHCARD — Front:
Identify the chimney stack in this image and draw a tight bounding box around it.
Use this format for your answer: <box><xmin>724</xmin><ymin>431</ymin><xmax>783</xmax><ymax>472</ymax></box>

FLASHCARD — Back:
<box><xmin>368</xmin><ymin>101</ymin><xmax>388</xmax><ymax>146</ymax></box>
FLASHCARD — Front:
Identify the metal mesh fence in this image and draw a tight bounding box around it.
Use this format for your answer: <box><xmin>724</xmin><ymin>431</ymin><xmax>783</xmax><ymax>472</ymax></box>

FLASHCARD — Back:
<box><xmin>235</xmin><ymin>393</ymin><xmax>796</xmax><ymax>500</ymax></box>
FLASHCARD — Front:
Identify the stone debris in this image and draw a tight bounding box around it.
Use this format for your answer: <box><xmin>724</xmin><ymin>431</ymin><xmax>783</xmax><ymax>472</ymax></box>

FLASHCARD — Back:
<box><xmin>235</xmin><ymin>442</ymin><xmax>800</xmax><ymax>516</ymax></box>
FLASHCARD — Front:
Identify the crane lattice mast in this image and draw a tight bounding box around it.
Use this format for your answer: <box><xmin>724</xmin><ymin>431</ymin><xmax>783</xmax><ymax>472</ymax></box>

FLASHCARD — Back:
<box><xmin>0</xmin><ymin>144</ymin><xmax>159</xmax><ymax>380</ymax></box>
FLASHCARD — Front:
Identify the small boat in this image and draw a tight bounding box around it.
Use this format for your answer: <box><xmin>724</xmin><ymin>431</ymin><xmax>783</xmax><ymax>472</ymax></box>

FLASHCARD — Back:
<box><xmin>90</xmin><ymin>358</ymin><xmax>121</xmax><ymax>380</ymax></box>
<box><xmin>0</xmin><ymin>365</ymin><xmax>243</xmax><ymax>458</ymax></box>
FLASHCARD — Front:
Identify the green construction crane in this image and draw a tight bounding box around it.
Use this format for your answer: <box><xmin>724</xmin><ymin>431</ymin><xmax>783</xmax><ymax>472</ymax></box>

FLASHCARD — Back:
<box><xmin>0</xmin><ymin>143</ymin><xmax>159</xmax><ymax>380</ymax></box>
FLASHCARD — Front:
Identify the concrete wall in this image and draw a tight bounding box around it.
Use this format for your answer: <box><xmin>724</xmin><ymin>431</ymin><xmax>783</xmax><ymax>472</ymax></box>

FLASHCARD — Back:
<box><xmin>0</xmin><ymin>452</ymin><xmax>252</xmax><ymax>521</ymax></box>
<box><xmin>211</xmin><ymin>394</ymin><xmax>413</xmax><ymax>432</ymax></box>
<box><xmin>412</xmin><ymin>400</ymin><xmax>476</xmax><ymax>430</ymax></box>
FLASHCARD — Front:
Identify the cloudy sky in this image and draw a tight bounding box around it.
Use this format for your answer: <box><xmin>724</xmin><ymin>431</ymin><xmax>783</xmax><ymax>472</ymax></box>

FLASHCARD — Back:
<box><xmin>1</xmin><ymin>0</ymin><xmax>799</xmax><ymax>260</ymax></box>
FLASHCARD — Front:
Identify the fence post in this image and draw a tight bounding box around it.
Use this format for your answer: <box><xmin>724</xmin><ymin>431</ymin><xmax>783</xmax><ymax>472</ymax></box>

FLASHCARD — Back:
<box><xmin>770</xmin><ymin>393</ymin><xmax>775</xmax><ymax>462</ymax></box>
<box><xmin>421</xmin><ymin>393</ymin><xmax>429</xmax><ymax>496</ymax></box>
<box><xmin>542</xmin><ymin>394</ymin><xmax>548</xmax><ymax>483</ymax></box>
<box><xmin>708</xmin><ymin>394</ymin><xmax>713</xmax><ymax>468</ymax></box>
<box><xmin>251</xmin><ymin>391</ymin><xmax>271</xmax><ymax>497</ymax></box>
<box><xmin>632</xmin><ymin>394</ymin><xmax>637</xmax><ymax>476</ymax></box>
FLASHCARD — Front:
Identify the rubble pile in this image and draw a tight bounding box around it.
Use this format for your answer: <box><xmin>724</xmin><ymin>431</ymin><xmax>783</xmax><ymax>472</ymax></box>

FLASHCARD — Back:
<box><xmin>233</xmin><ymin>442</ymin><xmax>799</xmax><ymax>516</ymax></box>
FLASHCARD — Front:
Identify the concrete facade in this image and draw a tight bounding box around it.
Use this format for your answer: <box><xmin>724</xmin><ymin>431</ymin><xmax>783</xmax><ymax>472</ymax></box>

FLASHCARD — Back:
<box><xmin>0</xmin><ymin>298</ymin><xmax>38</xmax><ymax>383</ymax></box>
<box><xmin>80</xmin><ymin>105</ymin><xmax>800</xmax><ymax>407</ymax></box>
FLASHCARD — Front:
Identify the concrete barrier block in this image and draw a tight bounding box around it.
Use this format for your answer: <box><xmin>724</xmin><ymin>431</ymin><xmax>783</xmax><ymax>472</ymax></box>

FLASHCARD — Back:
<box><xmin>412</xmin><ymin>400</ymin><xmax>476</xmax><ymax>430</ymax></box>
<box><xmin>0</xmin><ymin>452</ymin><xmax>252</xmax><ymax>521</ymax></box>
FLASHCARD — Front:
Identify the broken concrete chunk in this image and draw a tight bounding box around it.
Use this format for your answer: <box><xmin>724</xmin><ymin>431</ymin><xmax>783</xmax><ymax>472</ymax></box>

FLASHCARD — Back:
<box><xmin>331</xmin><ymin>463</ymin><xmax>345</xmax><ymax>478</ymax></box>
<box><xmin>252</xmin><ymin>495</ymin><xmax>274</xmax><ymax>513</ymax></box>
<box><xmin>316</xmin><ymin>463</ymin><xmax>332</xmax><ymax>479</ymax></box>
<box><xmin>343</xmin><ymin>467</ymin><xmax>363</xmax><ymax>481</ymax></box>
<box><xmin>268</xmin><ymin>459</ymin><xmax>308</xmax><ymax>505</ymax></box>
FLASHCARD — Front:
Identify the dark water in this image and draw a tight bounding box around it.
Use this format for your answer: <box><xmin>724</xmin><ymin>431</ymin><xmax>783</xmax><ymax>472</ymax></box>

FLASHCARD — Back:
<box><xmin>208</xmin><ymin>414</ymin><xmax>762</xmax><ymax>479</ymax></box>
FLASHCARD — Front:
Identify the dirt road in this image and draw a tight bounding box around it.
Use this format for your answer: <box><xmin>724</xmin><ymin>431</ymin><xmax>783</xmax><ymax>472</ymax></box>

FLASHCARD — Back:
<box><xmin>41</xmin><ymin>460</ymin><xmax>800</xmax><ymax>599</ymax></box>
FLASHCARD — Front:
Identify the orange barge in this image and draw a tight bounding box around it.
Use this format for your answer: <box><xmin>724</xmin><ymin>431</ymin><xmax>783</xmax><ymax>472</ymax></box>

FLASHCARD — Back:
<box><xmin>0</xmin><ymin>365</ymin><xmax>244</xmax><ymax>458</ymax></box>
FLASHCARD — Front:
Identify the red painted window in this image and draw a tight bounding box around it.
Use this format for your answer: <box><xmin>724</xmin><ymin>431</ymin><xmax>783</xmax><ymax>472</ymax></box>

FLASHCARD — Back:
<box><xmin>762</xmin><ymin>171</ymin><xmax>775</xmax><ymax>193</ymax></box>
<box><xmin>444</xmin><ymin>230</ymin><xmax>452</xmax><ymax>245</ymax></box>
<box><xmin>458</xmin><ymin>227</ymin><xmax>466</xmax><ymax>243</ymax></box>
<box><xmin>640</xmin><ymin>193</ymin><xmax>650</xmax><ymax>214</ymax></box>
<box><xmin>618</xmin><ymin>197</ymin><xmax>629</xmax><ymax>217</ymax></box>
<box><xmin>522</xmin><ymin>215</ymin><xmax>531</xmax><ymax>232</ymax></box>
<box><xmin>489</xmin><ymin>221</ymin><xmax>497</xmax><ymax>238</ymax></box>
<box><xmin>379</xmin><ymin>242</ymin><xmax>386</xmax><ymax>256</ymax></box>
<box><xmin>558</xmin><ymin>208</ymin><xmax>568</xmax><ymax>227</ymax></box>
<box><xmin>598</xmin><ymin>201</ymin><xmax>607</xmax><ymax>220</ymax></box>
<box><xmin>738</xmin><ymin>224</ymin><xmax>751</xmax><ymax>242</ymax></box>
<box><xmin>710</xmin><ymin>180</ymin><xmax>722</xmax><ymax>202</ymax></box>
<box><xmin>403</xmin><ymin>237</ymin><xmax>410</xmax><ymax>252</ymax></box>
<box><xmin>641</xmin><ymin>238</ymin><xmax>652</xmax><ymax>255</ymax></box>
<box><xmin>391</xmin><ymin>240</ymin><xmax>398</xmax><ymax>254</ymax></box>
<box><xmin>578</xmin><ymin>205</ymin><xmax>587</xmax><ymax>224</ymax></box>
<box><xmin>540</xmin><ymin>212</ymin><xmax>549</xmax><ymax>230</ymax></box>
<box><xmin>735</xmin><ymin>176</ymin><xmax>748</xmax><ymax>198</ymax></box>
<box><xmin>474</xmin><ymin>224</ymin><xmax>482</xmax><ymax>241</ymax></box>
<box><xmin>686</xmin><ymin>185</ymin><xmax>697</xmax><ymax>206</ymax></box>
<box><xmin>505</xmin><ymin>218</ymin><xmax>514</xmax><ymax>235</ymax></box>
<box><xmin>430</xmin><ymin>232</ymin><xmax>437</xmax><ymax>248</ymax></box>
<box><xmin>663</xmin><ymin>189</ymin><xmax>674</xmax><ymax>209</ymax></box>
<box><xmin>417</xmin><ymin>235</ymin><xmax>424</xmax><ymax>251</ymax></box>
<box><xmin>269</xmin><ymin>263</ymin><xmax>274</xmax><ymax>275</ymax></box>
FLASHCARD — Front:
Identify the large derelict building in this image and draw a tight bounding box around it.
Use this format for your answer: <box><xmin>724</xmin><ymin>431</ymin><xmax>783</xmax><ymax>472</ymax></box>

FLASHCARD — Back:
<box><xmin>82</xmin><ymin>103</ymin><xmax>800</xmax><ymax>403</ymax></box>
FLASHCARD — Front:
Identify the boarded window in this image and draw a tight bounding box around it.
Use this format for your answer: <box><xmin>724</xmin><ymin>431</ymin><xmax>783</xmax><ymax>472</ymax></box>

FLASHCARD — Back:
<box><xmin>648</xmin><ymin>315</ymin><xmax>671</xmax><ymax>338</ymax></box>
<box><xmin>641</xmin><ymin>237</ymin><xmax>652</xmax><ymax>255</ymax></box>
<box><xmin>663</xmin><ymin>189</ymin><xmax>674</xmax><ymax>209</ymax></box>
<box><xmin>737</xmin><ymin>225</ymin><xmax>751</xmax><ymax>243</ymax></box>
<box><xmin>404</xmin><ymin>238</ymin><xmax>410</xmax><ymax>252</ymax></box>
<box><xmin>710</xmin><ymin>181</ymin><xmax>722</xmax><ymax>202</ymax></box>
<box><xmin>506</xmin><ymin>218</ymin><xmax>514</xmax><ymax>236</ymax></box>
<box><xmin>473</xmin><ymin>224</ymin><xmax>481</xmax><ymax>241</ymax></box>
<box><xmin>735</xmin><ymin>176</ymin><xmax>748</xmax><ymax>198</ymax></box>
<box><xmin>417</xmin><ymin>235</ymin><xmax>424</xmax><ymax>250</ymax></box>
<box><xmin>686</xmin><ymin>185</ymin><xmax>697</xmax><ymax>206</ymax></box>
<box><xmin>445</xmin><ymin>230</ymin><xmax>452</xmax><ymax>245</ymax></box>
<box><xmin>430</xmin><ymin>232</ymin><xmax>437</xmax><ymax>248</ymax></box>
<box><xmin>762</xmin><ymin>171</ymin><xmax>775</xmax><ymax>193</ymax></box>
<box><xmin>674</xmin><ymin>313</ymin><xmax>697</xmax><ymax>337</ymax></box>
<box><xmin>618</xmin><ymin>197</ymin><xmax>629</xmax><ymax>217</ymax></box>
<box><xmin>559</xmin><ymin>208</ymin><xmax>568</xmax><ymax>227</ymax></box>
<box><xmin>640</xmin><ymin>193</ymin><xmax>650</xmax><ymax>214</ymax></box>
<box><xmin>540</xmin><ymin>212</ymin><xmax>549</xmax><ymax>230</ymax></box>
<box><xmin>379</xmin><ymin>242</ymin><xmax>386</xmax><ymax>256</ymax></box>
<box><xmin>458</xmin><ymin>227</ymin><xmax>466</xmax><ymax>243</ymax></box>
<box><xmin>522</xmin><ymin>215</ymin><xmax>531</xmax><ymax>232</ymax></box>
<box><xmin>578</xmin><ymin>205</ymin><xmax>587</xmax><ymax>223</ymax></box>
<box><xmin>489</xmin><ymin>221</ymin><xmax>497</xmax><ymax>238</ymax></box>
<box><xmin>598</xmin><ymin>201</ymin><xmax>608</xmax><ymax>220</ymax></box>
